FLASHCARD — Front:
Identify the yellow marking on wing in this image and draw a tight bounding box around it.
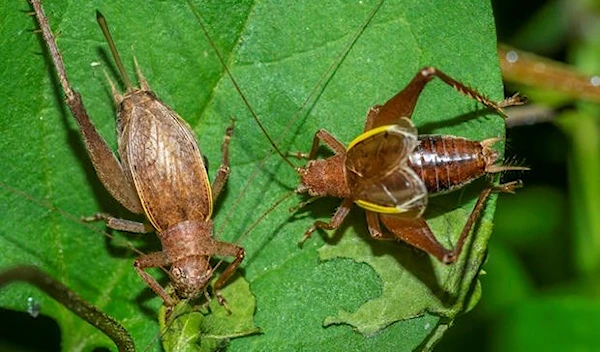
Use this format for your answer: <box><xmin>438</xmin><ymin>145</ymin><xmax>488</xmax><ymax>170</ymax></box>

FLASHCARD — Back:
<box><xmin>347</xmin><ymin>125</ymin><xmax>394</xmax><ymax>151</ymax></box>
<box><xmin>355</xmin><ymin>199</ymin><xmax>407</xmax><ymax>214</ymax></box>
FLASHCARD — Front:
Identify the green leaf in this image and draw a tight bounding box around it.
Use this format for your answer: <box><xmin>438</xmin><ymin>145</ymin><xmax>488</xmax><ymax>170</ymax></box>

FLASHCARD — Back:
<box><xmin>0</xmin><ymin>0</ymin><xmax>505</xmax><ymax>351</ymax></box>
<box><xmin>159</xmin><ymin>278</ymin><xmax>260</xmax><ymax>352</ymax></box>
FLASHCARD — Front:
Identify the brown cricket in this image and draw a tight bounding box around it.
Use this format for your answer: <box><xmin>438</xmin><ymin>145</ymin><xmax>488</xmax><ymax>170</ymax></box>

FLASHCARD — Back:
<box><xmin>194</xmin><ymin>0</ymin><xmax>526</xmax><ymax>264</ymax></box>
<box><xmin>292</xmin><ymin>66</ymin><xmax>526</xmax><ymax>263</ymax></box>
<box><xmin>30</xmin><ymin>0</ymin><xmax>244</xmax><ymax>308</ymax></box>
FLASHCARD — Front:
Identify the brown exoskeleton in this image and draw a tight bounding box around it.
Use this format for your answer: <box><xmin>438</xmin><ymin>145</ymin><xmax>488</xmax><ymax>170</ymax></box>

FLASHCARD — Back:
<box><xmin>30</xmin><ymin>0</ymin><xmax>244</xmax><ymax>308</ymax></box>
<box><xmin>293</xmin><ymin>67</ymin><xmax>526</xmax><ymax>263</ymax></box>
<box><xmin>190</xmin><ymin>0</ymin><xmax>525</xmax><ymax>264</ymax></box>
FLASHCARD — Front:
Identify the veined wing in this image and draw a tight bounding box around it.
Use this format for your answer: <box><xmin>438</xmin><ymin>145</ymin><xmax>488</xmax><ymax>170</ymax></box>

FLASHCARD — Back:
<box><xmin>123</xmin><ymin>91</ymin><xmax>212</xmax><ymax>231</ymax></box>
<box><xmin>345</xmin><ymin>120</ymin><xmax>427</xmax><ymax>215</ymax></box>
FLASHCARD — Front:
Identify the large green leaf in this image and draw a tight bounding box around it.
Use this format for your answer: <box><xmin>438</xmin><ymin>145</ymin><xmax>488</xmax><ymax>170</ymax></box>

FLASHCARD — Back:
<box><xmin>0</xmin><ymin>0</ymin><xmax>505</xmax><ymax>350</ymax></box>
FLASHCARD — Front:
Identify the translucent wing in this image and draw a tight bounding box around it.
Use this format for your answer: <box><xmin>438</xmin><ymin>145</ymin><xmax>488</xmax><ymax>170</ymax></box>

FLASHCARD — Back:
<box><xmin>121</xmin><ymin>91</ymin><xmax>212</xmax><ymax>231</ymax></box>
<box><xmin>345</xmin><ymin>119</ymin><xmax>427</xmax><ymax>215</ymax></box>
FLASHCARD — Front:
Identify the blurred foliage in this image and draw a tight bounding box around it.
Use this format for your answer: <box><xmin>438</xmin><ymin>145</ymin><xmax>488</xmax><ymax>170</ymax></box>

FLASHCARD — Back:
<box><xmin>438</xmin><ymin>0</ymin><xmax>600</xmax><ymax>350</ymax></box>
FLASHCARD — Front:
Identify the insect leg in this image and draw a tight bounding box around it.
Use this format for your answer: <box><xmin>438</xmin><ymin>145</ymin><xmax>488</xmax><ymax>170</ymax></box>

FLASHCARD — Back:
<box><xmin>290</xmin><ymin>129</ymin><xmax>346</xmax><ymax>160</ymax></box>
<box><xmin>380</xmin><ymin>180</ymin><xmax>522</xmax><ymax>263</ymax></box>
<box><xmin>82</xmin><ymin>213</ymin><xmax>154</xmax><ymax>233</ymax></box>
<box><xmin>30</xmin><ymin>0</ymin><xmax>143</xmax><ymax>215</ymax></box>
<box><xmin>301</xmin><ymin>198</ymin><xmax>354</xmax><ymax>244</ymax></box>
<box><xmin>365</xmin><ymin>66</ymin><xmax>510</xmax><ymax>131</ymax></box>
<box><xmin>212</xmin><ymin>242</ymin><xmax>246</xmax><ymax>311</ymax></box>
<box><xmin>133</xmin><ymin>252</ymin><xmax>175</xmax><ymax>306</ymax></box>
<box><xmin>379</xmin><ymin>215</ymin><xmax>453</xmax><ymax>263</ymax></box>
<box><xmin>442</xmin><ymin>180</ymin><xmax>522</xmax><ymax>263</ymax></box>
<box><xmin>365</xmin><ymin>211</ymin><xmax>395</xmax><ymax>240</ymax></box>
<box><xmin>211</xmin><ymin>120</ymin><xmax>235</xmax><ymax>199</ymax></box>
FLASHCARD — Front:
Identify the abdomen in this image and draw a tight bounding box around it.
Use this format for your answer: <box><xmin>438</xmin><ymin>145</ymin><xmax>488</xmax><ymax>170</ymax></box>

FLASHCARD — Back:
<box><xmin>408</xmin><ymin>135</ymin><xmax>487</xmax><ymax>195</ymax></box>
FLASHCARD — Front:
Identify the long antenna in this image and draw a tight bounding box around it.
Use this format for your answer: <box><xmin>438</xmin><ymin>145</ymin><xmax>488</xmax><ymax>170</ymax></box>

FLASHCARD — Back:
<box><xmin>96</xmin><ymin>11</ymin><xmax>134</xmax><ymax>91</ymax></box>
<box><xmin>277</xmin><ymin>0</ymin><xmax>385</xmax><ymax>142</ymax></box>
<box><xmin>210</xmin><ymin>191</ymin><xmax>295</xmax><ymax>272</ymax></box>
<box><xmin>0</xmin><ymin>182</ymin><xmax>150</xmax><ymax>259</ymax></box>
<box><xmin>185</xmin><ymin>1</ymin><xmax>295</xmax><ymax>169</ymax></box>
<box><xmin>192</xmin><ymin>1</ymin><xmax>385</xmax><ymax>241</ymax></box>
<box><xmin>187</xmin><ymin>0</ymin><xmax>385</xmax><ymax>169</ymax></box>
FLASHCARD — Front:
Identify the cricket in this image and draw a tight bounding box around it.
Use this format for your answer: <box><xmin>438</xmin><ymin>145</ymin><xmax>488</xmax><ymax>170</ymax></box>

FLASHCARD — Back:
<box><xmin>30</xmin><ymin>0</ymin><xmax>244</xmax><ymax>310</ymax></box>
<box><xmin>191</xmin><ymin>1</ymin><xmax>527</xmax><ymax>264</ymax></box>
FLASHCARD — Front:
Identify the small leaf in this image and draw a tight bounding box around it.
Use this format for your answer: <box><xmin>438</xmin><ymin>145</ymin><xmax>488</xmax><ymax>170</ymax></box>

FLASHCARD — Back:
<box><xmin>160</xmin><ymin>278</ymin><xmax>259</xmax><ymax>352</ymax></box>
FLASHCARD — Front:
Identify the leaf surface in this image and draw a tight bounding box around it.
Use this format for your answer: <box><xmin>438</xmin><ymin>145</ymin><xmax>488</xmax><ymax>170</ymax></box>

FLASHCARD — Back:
<box><xmin>0</xmin><ymin>0</ymin><xmax>504</xmax><ymax>350</ymax></box>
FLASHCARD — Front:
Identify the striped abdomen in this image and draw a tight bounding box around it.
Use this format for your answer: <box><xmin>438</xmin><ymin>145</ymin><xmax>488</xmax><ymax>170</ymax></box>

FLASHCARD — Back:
<box><xmin>408</xmin><ymin>135</ymin><xmax>493</xmax><ymax>195</ymax></box>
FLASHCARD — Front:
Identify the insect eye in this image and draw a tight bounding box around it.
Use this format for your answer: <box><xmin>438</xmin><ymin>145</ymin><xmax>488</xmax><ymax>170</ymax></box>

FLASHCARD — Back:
<box><xmin>171</xmin><ymin>267</ymin><xmax>183</xmax><ymax>279</ymax></box>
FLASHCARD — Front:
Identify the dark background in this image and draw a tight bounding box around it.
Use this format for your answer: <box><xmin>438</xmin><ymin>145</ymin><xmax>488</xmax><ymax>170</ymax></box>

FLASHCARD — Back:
<box><xmin>439</xmin><ymin>0</ymin><xmax>600</xmax><ymax>350</ymax></box>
